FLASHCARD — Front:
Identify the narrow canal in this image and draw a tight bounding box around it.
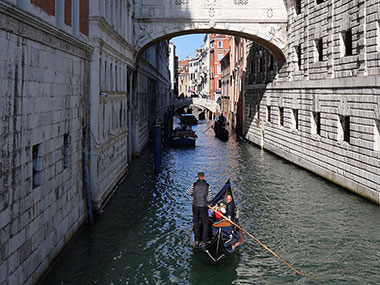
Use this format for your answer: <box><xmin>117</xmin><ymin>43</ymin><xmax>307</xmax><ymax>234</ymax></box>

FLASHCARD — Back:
<box><xmin>42</xmin><ymin>117</ymin><xmax>380</xmax><ymax>284</ymax></box>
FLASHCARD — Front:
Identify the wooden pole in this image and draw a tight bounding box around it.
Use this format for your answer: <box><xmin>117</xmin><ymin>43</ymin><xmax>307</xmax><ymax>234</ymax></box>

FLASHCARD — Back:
<box><xmin>208</xmin><ymin>206</ymin><xmax>325</xmax><ymax>283</ymax></box>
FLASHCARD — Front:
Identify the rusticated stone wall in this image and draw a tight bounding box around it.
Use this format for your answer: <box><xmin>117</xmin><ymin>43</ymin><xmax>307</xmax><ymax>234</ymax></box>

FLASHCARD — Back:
<box><xmin>244</xmin><ymin>0</ymin><xmax>380</xmax><ymax>204</ymax></box>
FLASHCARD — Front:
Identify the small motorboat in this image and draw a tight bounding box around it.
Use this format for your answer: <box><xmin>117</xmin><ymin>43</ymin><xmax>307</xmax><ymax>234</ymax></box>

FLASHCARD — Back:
<box><xmin>170</xmin><ymin>125</ymin><xmax>197</xmax><ymax>147</ymax></box>
<box><xmin>190</xmin><ymin>180</ymin><xmax>244</xmax><ymax>264</ymax></box>
<box><xmin>179</xmin><ymin>114</ymin><xmax>198</xmax><ymax>125</ymax></box>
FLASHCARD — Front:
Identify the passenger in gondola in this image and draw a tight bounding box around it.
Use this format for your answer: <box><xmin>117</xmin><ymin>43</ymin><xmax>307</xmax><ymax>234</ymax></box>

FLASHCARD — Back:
<box><xmin>225</xmin><ymin>195</ymin><xmax>235</xmax><ymax>220</ymax></box>
<box><xmin>187</xmin><ymin>172</ymin><xmax>213</xmax><ymax>247</ymax></box>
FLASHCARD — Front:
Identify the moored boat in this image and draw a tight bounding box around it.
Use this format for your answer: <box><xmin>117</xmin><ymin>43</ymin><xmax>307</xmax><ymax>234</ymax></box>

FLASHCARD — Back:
<box><xmin>190</xmin><ymin>180</ymin><xmax>244</xmax><ymax>264</ymax></box>
<box><xmin>170</xmin><ymin>125</ymin><xmax>197</xmax><ymax>147</ymax></box>
<box><xmin>179</xmin><ymin>114</ymin><xmax>198</xmax><ymax>125</ymax></box>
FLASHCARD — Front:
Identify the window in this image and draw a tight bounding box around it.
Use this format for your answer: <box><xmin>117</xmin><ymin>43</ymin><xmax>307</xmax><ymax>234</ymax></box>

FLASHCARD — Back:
<box><xmin>295</xmin><ymin>45</ymin><xmax>302</xmax><ymax>71</ymax></box>
<box><xmin>339</xmin><ymin>116</ymin><xmax>350</xmax><ymax>143</ymax></box>
<box><xmin>248</xmin><ymin>104</ymin><xmax>252</xmax><ymax>118</ymax></box>
<box><xmin>279</xmin><ymin>107</ymin><xmax>284</xmax><ymax>126</ymax></box>
<box><xmin>341</xmin><ymin>29</ymin><xmax>353</xmax><ymax>57</ymax></box>
<box><xmin>292</xmin><ymin>109</ymin><xmax>299</xmax><ymax>130</ymax></box>
<box><xmin>63</xmin><ymin>134</ymin><xmax>70</xmax><ymax>169</ymax></box>
<box><xmin>110</xmin><ymin>63</ymin><xmax>113</xmax><ymax>90</ymax></box>
<box><xmin>104</xmin><ymin>60</ymin><xmax>108</xmax><ymax>89</ymax></box>
<box><xmin>377</xmin><ymin>21</ymin><xmax>380</xmax><ymax>52</ymax></box>
<box><xmin>257</xmin><ymin>104</ymin><xmax>261</xmax><ymax>120</ymax></box>
<box><xmin>315</xmin><ymin>38</ymin><xmax>323</xmax><ymax>62</ymax></box>
<box><xmin>311</xmin><ymin>112</ymin><xmax>321</xmax><ymax>135</ymax></box>
<box><xmin>259</xmin><ymin>58</ymin><xmax>265</xmax><ymax>72</ymax></box>
<box><xmin>250</xmin><ymin>61</ymin><xmax>254</xmax><ymax>74</ymax></box>
<box><xmin>217</xmin><ymin>52</ymin><xmax>223</xmax><ymax>61</ymax></box>
<box><xmin>32</xmin><ymin>144</ymin><xmax>42</xmax><ymax>188</ymax></box>
<box><xmin>375</xmin><ymin>119</ymin><xmax>380</xmax><ymax>151</ymax></box>
<box><xmin>269</xmin><ymin>56</ymin><xmax>274</xmax><ymax>71</ymax></box>
<box><xmin>218</xmin><ymin>41</ymin><xmax>223</xmax><ymax>48</ymax></box>
<box><xmin>99</xmin><ymin>58</ymin><xmax>102</xmax><ymax>89</ymax></box>
<box><xmin>295</xmin><ymin>0</ymin><xmax>301</xmax><ymax>15</ymax></box>
<box><xmin>218</xmin><ymin>79</ymin><xmax>222</xmax><ymax>89</ymax></box>
<box><xmin>267</xmin><ymin>106</ymin><xmax>271</xmax><ymax>122</ymax></box>
<box><xmin>217</xmin><ymin>65</ymin><xmax>221</xmax><ymax>74</ymax></box>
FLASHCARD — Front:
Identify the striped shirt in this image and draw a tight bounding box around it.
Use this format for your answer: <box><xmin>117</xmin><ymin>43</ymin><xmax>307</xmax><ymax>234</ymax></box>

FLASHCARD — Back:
<box><xmin>186</xmin><ymin>183</ymin><xmax>213</xmax><ymax>202</ymax></box>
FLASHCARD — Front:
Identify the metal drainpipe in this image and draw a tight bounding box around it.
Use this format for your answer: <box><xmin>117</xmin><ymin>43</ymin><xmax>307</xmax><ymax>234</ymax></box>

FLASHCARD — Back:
<box><xmin>83</xmin><ymin>128</ymin><xmax>94</xmax><ymax>224</ymax></box>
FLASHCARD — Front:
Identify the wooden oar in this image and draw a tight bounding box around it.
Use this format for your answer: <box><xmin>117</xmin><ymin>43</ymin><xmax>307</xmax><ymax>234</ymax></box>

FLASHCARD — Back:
<box><xmin>208</xmin><ymin>205</ymin><xmax>325</xmax><ymax>283</ymax></box>
<box><xmin>202</xmin><ymin>123</ymin><xmax>214</xmax><ymax>134</ymax></box>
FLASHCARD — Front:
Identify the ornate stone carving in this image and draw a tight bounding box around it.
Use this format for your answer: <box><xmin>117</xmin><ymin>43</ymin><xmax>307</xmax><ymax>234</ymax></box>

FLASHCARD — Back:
<box><xmin>234</xmin><ymin>0</ymin><xmax>248</xmax><ymax>4</ymax></box>
<box><xmin>209</xmin><ymin>7</ymin><xmax>215</xmax><ymax>17</ymax></box>
<box><xmin>267</xmin><ymin>8</ymin><xmax>273</xmax><ymax>18</ymax></box>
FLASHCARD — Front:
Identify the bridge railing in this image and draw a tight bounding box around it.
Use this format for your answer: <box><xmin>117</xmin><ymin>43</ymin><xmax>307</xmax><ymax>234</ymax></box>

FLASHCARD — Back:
<box><xmin>191</xmin><ymin>97</ymin><xmax>217</xmax><ymax>113</ymax></box>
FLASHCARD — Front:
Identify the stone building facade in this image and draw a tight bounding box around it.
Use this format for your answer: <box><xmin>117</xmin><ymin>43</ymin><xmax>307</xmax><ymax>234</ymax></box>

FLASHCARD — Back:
<box><xmin>244</xmin><ymin>0</ymin><xmax>380</xmax><ymax>204</ymax></box>
<box><xmin>0</xmin><ymin>0</ymin><xmax>172</xmax><ymax>284</ymax></box>
<box><xmin>0</xmin><ymin>0</ymin><xmax>91</xmax><ymax>283</ymax></box>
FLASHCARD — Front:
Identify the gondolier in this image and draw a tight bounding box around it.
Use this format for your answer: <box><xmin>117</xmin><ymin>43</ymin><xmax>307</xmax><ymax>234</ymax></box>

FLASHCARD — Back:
<box><xmin>187</xmin><ymin>172</ymin><xmax>212</xmax><ymax>246</ymax></box>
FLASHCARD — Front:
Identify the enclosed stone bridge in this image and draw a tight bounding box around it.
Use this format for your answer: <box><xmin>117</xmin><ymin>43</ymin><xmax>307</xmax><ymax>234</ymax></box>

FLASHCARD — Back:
<box><xmin>134</xmin><ymin>0</ymin><xmax>288</xmax><ymax>63</ymax></box>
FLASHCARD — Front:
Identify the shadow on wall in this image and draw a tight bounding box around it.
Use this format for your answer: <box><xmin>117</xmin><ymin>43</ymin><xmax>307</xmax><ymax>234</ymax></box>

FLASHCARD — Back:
<box><xmin>240</xmin><ymin>41</ymin><xmax>286</xmax><ymax>138</ymax></box>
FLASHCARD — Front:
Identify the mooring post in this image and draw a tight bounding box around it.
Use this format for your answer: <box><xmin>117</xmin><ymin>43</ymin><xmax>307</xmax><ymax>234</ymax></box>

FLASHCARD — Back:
<box><xmin>163</xmin><ymin>112</ymin><xmax>169</xmax><ymax>147</ymax></box>
<box><xmin>154</xmin><ymin>117</ymin><xmax>162</xmax><ymax>172</ymax></box>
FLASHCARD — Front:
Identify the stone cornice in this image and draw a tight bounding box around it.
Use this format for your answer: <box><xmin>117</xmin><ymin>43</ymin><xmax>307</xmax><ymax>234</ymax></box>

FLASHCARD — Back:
<box><xmin>267</xmin><ymin>76</ymin><xmax>380</xmax><ymax>90</ymax></box>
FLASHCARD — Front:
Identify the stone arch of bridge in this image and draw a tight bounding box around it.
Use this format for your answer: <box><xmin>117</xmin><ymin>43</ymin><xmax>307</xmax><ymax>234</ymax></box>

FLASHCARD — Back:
<box><xmin>135</xmin><ymin>27</ymin><xmax>287</xmax><ymax>66</ymax></box>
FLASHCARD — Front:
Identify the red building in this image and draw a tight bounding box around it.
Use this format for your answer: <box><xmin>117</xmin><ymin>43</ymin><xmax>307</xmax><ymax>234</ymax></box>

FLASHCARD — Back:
<box><xmin>209</xmin><ymin>34</ymin><xmax>231</xmax><ymax>101</ymax></box>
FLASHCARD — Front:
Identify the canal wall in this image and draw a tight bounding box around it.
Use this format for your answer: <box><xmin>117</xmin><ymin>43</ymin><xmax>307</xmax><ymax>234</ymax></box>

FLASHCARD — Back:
<box><xmin>244</xmin><ymin>0</ymin><xmax>380</xmax><ymax>205</ymax></box>
<box><xmin>0</xmin><ymin>2</ymin><xmax>91</xmax><ymax>284</ymax></box>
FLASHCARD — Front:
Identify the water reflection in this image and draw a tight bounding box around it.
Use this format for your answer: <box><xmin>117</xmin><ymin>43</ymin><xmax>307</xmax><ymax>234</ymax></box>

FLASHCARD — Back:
<box><xmin>42</xmin><ymin>116</ymin><xmax>380</xmax><ymax>284</ymax></box>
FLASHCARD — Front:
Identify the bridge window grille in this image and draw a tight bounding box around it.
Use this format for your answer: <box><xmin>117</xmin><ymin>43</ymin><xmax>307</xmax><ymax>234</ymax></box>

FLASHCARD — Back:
<box><xmin>233</xmin><ymin>0</ymin><xmax>248</xmax><ymax>5</ymax></box>
<box><xmin>63</xmin><ymin>134</ymin><xmax>70</xmax><ymax>169</ymax></box>
<box><xmin>315</xmin><ymin>38</ymin><xmax>323</xmax><ymax>62</ymax></box>
<box><xmin>32</xmin><ymin>144</ymin><xmax>42</xmax><ymax>188</ymax></box>
<box><xmin>374</xmin><ymin>120</ymin><xmax>380</xmax><ymax>151</ymax></box>
<box><xmin>316</xmin><ymin>0</ymin><xmax>323</xmax><ymax>4</ymax></box>
<box><xmin>340</xmin><ymin>116</ymin><xmax>350</xmax><ymax>143</ymax></box>
<box><xmin>341</xmin><ymin>29</ymin><xmax>352</xmax><ymax>57</ymax></box>
<box><xmin>279</xmin><ymin>107</ymin><xmax>284</xmax><ymax>126</ymax></box>
<box><xmin>267</xmin><ymin>106</ymin><xmax>271</xmax><ymax>123</ymax></box>
<box><xmin>295</xmin><ymin>0</ymin><xmax>301</xmax><ymax>15</ymax></box>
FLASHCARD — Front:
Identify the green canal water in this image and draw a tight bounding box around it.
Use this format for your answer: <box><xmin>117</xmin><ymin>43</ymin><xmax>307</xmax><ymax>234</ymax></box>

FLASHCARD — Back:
<box><xmin>42</xmin><ymin>119</ymin><xmax>380</xmax><ymax>284</ymax></box>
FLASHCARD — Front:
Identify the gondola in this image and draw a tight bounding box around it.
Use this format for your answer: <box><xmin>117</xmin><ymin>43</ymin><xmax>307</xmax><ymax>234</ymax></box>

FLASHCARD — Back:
<box><xmin>213</xmin><ymin>122</ymin><xmax>229</xmax><ymax>141</ymax></box>
<box><xmin>190</xmin><ymin>180</ymin><xmax>244</xmax><ymax>264</ymax></box>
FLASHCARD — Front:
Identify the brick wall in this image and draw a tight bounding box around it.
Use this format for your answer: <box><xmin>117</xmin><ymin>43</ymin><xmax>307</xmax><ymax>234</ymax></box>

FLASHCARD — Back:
<box><xmin>31</xmin><ymin>0</ymin><xmax>55</xmax><ymax>16</ymax></box>
<box><xmin>80</xmin><ymin>0</ymin><xmax>88</xmax><ymax>36</ymax></box>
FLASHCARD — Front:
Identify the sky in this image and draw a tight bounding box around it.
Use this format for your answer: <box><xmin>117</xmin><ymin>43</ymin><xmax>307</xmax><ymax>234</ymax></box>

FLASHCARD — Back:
<box><xmin>170</xmin><ymin>34</ymin><xmax>205</xmax><ymax>61</ymax></box>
